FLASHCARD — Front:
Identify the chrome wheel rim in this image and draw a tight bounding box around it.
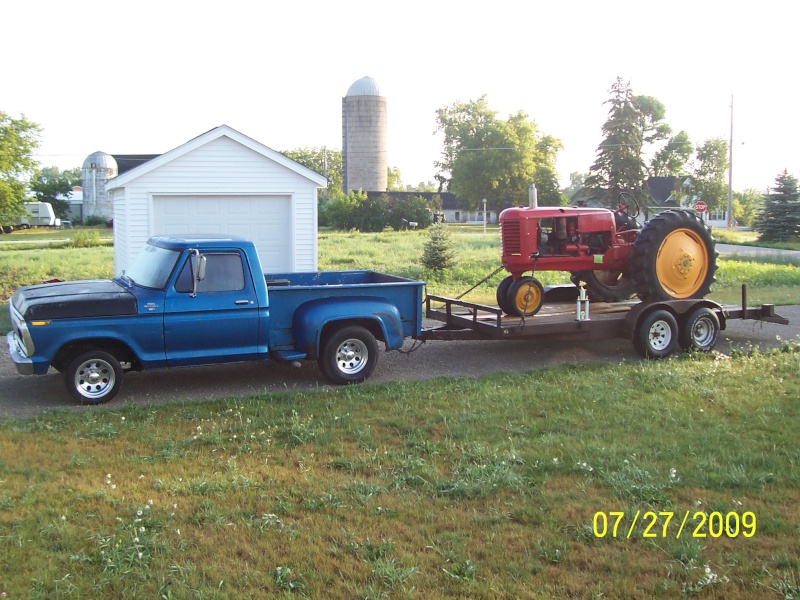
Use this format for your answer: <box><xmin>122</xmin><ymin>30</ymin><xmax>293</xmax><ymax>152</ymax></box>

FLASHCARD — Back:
<box><xmin>74</xmin><ymin>358</ymin><xmax>116</xmax><ymax>400</ymax></box>
<box><xmin>335</xmin><ymin>338</ymin><xmax>368</xmax><ymax>375</ymax></box>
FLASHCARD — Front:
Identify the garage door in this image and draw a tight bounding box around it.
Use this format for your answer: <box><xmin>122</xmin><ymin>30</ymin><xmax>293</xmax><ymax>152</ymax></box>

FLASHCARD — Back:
<box><xmin>153</xmin><ymin>195</ymin><xmax>293</xmax><ymax>273</ymax></box>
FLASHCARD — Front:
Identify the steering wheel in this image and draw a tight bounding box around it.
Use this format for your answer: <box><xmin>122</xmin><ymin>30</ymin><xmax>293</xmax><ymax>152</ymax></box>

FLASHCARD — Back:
<box><xmin>617</xmin><ymin>192</ymin><xmax>641</xmax><ymax>218</ymax></box>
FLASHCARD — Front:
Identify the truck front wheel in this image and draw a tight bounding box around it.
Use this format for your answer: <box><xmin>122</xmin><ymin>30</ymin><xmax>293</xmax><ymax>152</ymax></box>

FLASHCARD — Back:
<box><xmin>319</xmin><ymin>326</ymin><xmax>379</xmax><ymax>385</ymax></box>
<box><xmin>65</xmin><ymin>350</ymin><xmax>123</xmax><ymax>405</ymax></box>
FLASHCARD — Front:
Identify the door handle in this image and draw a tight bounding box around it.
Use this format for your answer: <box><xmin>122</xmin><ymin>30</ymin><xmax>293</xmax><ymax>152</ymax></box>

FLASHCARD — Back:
<box><xmin>235</xmin><ymin>300</ymin><xmax>252</xmax><ymax>305</ymax></box>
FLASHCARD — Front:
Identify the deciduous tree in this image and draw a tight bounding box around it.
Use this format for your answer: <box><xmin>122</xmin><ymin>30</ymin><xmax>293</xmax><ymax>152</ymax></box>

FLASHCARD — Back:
<box><xmin>434</xmin><ymin>96</ymin><xmax>561</xmax><ymax>211</ymax></box>
<box><xmin>1</xmin><ymin>111</ymin><xmax>40</xmax><ymax>223</ymax></box>
<box><xmin>687</xmin><ymin>138</ymin><xmax>729</xmax><ymax>213</ymax></box>
<box><xmin>30</xmin><ymin>166</ymin><xmax>81</xmax><ymax>219</ymax></box>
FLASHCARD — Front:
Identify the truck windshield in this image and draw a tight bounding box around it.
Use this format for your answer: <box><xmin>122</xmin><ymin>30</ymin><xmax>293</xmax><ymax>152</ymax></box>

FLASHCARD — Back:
<box><xmin>124</xmin><ymin>244</ymin><xmax>181</xmax><ymax>289</ymax></box>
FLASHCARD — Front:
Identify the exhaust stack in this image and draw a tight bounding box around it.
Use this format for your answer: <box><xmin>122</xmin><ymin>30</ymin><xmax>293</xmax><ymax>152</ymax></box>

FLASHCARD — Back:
<box><xmin>528</xmin><ymin>184</ymin><xmax>538</xmax><ymax>208</ymax></box>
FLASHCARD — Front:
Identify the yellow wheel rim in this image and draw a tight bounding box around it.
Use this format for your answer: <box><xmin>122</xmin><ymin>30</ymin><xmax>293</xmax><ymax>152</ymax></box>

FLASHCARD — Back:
<box><xmin>655</xmin><ymin>228</ymin><xmax>709</xmax><ymax>298</ymax></box>
<box><xmin>514</xmin><ymin>281</ymin><xmax>542</xmax><ymax>313</ymax></box>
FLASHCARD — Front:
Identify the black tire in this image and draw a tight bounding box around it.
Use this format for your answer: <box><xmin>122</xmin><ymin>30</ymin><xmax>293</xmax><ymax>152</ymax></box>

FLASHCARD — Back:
<box><xmin>574</xmin><ymin>270</ymin><xmax>636</xmax><ymax>303</ymax></box>
<box><xmin>318</xmin><ymin>325</ymin><xmax>379</xmax><ymax>384</ymax></box>
<box><xmin>506</xmin><ymin>277</ymin><xmax>544</xmax><ymax>317</ymax></box>
<box><xmin>633</xmin><ymin>309</ymin><xmax>679</xmax><ymax>359</ymax></box>
<box><xmin>631</xmin><ymin>210</ymin><xmax>718</xmax><ymax>302</ymax></box>
<box><xmin>496</xmin><ymin>275</ymin><xmax>514</xmax><ymax>314</ymax></box>
<box><xmin>679</xmin><ymin>306</ymin><xmax>720</xmax><ymax>352</ymax></box>
<box><xmin>65</xmin><ymin>350</ymin><xmax>124</xmax><ymax>405</ymax></box>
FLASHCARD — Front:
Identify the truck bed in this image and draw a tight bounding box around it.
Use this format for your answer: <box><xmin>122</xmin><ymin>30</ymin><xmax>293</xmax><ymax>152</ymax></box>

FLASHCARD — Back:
<box><xmin>264</xmin><ymin>270</ymin><xmax>425</xmax><ymax>349</ymax></box>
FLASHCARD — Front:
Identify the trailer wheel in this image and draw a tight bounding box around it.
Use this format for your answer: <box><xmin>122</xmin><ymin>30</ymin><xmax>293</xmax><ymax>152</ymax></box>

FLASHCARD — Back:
<box><xmin>634</xmin><ymin>309</ymin><xmax>678</xmax><ymax>359</ymax></box>
<box><xmin>679</xmin><ymin>306</ymin><xmax>720</xmax><ymax>352</ymax></box>
<box><xmin>319</xmin><ymin>325</ymin><xmax>379</xmax><ymax>385</ymax></box>
<box><xmin>65</xmin><ymin>350</ymin><xmax>123</xmax><ymax>405</ymax></box>
<box><xmin>496</xmin><ymin>275</ymin><xmax>514</xmax><ymax>314</ymax></box>
<box><xmin>507</xmin><ymin>276</ymin><xmax>544</xmax><ymax>317</ymax></box>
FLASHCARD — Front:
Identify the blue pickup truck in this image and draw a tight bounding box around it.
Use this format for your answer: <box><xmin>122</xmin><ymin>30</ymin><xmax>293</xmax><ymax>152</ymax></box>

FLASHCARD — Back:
<box><xmin>7</xmin><ymin>235</ymin><xmax>424</xmax><ymax>404</ymax></box>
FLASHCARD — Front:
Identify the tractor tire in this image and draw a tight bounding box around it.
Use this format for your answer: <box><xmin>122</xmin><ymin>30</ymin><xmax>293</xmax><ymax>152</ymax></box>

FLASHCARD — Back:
<box><xmin>630</xmin><ymin>210</ymin><xmax>718</xmax><ymax>302</ymax></box>
<box><xmin>574</xmin><ymin>270</ymin><xmax>636</xmax><ymax>303</ymax></box>
<box><xmin>506</xmin><ymin>276</ymin><xmax>544</xmax><ymax>317</ymax></box>
<box><xmin>496</xmin><ymin>275</ymin><xmax>514</xmax><ymax>314</ymax></box>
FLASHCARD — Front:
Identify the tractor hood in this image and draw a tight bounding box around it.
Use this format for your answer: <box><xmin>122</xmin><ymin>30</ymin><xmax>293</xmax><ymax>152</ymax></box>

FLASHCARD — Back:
<box><xmin>11</xmin><ymin>279</ymin><xmax>138</xmax><ymax>321</ymax></box>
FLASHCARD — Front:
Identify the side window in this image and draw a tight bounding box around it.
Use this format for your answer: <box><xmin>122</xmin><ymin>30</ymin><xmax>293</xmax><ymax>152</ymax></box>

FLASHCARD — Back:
<box><xmin>174</xmin><ymin>253</ymin><xmax>246</xmax><ymax>294</ymax></box>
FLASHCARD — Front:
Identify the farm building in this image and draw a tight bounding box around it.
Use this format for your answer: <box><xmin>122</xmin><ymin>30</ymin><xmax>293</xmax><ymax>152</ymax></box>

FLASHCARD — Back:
<box><xmin>106</xmin><ymin>125</ymin><xmax>327</xmax><ymax>275</ymax></box>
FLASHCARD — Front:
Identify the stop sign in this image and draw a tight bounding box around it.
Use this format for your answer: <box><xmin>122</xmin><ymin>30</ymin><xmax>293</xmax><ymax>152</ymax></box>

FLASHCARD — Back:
<box><xmin>694</xmin><ymin>201</ymin><xmax>707</xmax><ymax>213</ymax></box>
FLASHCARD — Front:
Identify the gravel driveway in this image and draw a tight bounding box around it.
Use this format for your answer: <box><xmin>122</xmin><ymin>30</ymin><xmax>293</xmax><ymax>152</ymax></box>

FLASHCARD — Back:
<box><xmin>1</xmin><ymin>305</ymin><xmax>797</xmax><ymax>419</ymax></box>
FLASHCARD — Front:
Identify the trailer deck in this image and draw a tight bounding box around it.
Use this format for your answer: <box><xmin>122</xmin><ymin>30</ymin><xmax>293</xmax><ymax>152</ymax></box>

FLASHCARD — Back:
<box><xmin>420</xmin><ymin>285</ymin><xmax>788</xmax><ymax>358</ymax></box>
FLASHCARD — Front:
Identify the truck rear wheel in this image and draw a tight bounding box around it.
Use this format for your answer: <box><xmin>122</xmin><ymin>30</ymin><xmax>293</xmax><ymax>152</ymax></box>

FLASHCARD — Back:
<box><xmin>319</xmin><ymin>325</ymin><xmax>379</xmax><ymax>384</ymax></box>
<box><xmin>633</xmin><ymin>309</ymin><xmax>678</xmax><ymax>359</ymax></box>
<box><xmin>631</xmin><ymin>210</ymin><xmax>717</xmax><ymax>302</ymax></box>
<box><xmin>679</xmin><ymin>306</ymin><xmax>720</xmax><ymax>352</ymax></box>
<box><xmin>65</xmin><ymin>350</ymin><xmax>123</xmax><ymax>404</ymax></box>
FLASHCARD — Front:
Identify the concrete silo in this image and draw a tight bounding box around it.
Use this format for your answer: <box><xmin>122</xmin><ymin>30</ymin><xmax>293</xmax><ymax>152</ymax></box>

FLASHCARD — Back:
<box><xmin>81</xmin><ymin>151</ymin><xmax>118</xmax><ymax>222</ymax></box>
<box><xmin>342</xmin><ymin>76</ymin><xmax>387</xmax><ymax>192</ymax></box>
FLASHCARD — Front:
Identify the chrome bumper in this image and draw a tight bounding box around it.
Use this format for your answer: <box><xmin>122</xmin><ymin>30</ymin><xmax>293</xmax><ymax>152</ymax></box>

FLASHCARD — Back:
<box><xmin>7</xmin><ymin>331</ymin><xmax>35</xmax><ymax>375</ymax></box>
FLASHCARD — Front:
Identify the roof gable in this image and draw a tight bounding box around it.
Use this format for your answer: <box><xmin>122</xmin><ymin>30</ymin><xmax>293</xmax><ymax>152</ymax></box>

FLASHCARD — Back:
<box><xmin>106</xmin><ymin>125</ymin><xmax>327</xmax><ymax>189</ymax></box>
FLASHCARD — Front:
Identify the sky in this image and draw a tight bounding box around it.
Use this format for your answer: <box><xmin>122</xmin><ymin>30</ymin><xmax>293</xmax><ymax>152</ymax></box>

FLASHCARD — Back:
<box><xmin>3</xmin><ymin>0</ymin><xmax>798</xmax><ymax>193</ymax></box>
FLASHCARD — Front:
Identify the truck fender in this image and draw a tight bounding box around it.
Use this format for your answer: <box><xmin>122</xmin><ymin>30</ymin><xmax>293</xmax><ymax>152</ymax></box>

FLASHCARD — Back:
<box><xmin>292</xmin><ymin>296</ymin><xmax>405</xmax><ymax>358</ymax></box>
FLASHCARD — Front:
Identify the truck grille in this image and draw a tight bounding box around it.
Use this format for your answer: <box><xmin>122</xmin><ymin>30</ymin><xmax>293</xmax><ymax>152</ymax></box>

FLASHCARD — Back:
<box><xmin>501</xmin><ymin>220</ymin><xmax>521</xmax><ymax>255</ymax></box>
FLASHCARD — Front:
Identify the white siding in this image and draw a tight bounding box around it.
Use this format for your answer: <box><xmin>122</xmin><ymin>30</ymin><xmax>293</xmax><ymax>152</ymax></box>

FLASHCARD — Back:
<box><xmin>110</xmin><ymin>134</ymin><xmax>320</xmax><ymax>274</ymax></box>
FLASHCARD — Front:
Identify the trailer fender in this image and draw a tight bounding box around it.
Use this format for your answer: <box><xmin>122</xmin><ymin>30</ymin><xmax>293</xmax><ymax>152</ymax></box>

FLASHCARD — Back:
<box><xmin>292</xmin><ymin>296</ymin><xmax>405</xmax><ymax>359</ymax></box>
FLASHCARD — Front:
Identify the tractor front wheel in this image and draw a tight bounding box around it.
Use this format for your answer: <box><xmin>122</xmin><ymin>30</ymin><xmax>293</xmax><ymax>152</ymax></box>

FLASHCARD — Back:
<box><xmin>496</xmin><ymin>275</ymin><xmax>514</xmax><ymax>314</ymax></box>
<box><xmin>506</xmin><ymin>277</ymin><xmax>544</xmax><ymax>317</ymax></box>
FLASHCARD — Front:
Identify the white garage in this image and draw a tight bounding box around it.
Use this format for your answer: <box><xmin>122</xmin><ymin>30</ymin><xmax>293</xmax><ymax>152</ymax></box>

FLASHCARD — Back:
<box><xmin>106</xmin><ymin>125</ymin><xmax>327</xmax><ymax>275</ymax></box>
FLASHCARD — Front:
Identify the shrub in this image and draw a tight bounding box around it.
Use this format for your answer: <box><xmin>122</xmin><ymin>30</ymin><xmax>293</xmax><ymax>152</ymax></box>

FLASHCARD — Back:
<box><xmin>70</xmin><ymin>230</ymin><xmax>102</xmax><ymax>248</ymax></box>
<box><xmin>421</xmin><ymin>223</ymin><xmax>456</xmax><ymax>271</ymax></box>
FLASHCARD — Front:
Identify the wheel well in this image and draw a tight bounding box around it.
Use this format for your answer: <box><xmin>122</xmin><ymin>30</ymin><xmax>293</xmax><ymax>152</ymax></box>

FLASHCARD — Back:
<box><xmin>52</xmin><ymin>339</ymin><xmax>140</xmax><ymax>372</ymax></box>
<box><xmin>319</xmin><ymin>320</ymin><xmax>385</xmax><ymax>356</ymax></box>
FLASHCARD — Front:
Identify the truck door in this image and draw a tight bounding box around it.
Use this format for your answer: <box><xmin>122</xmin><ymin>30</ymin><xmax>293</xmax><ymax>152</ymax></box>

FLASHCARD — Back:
<box><xmin>164</xmin><ymin>250</ymin><xmax>260</xmax><ymax>366</ymax></box>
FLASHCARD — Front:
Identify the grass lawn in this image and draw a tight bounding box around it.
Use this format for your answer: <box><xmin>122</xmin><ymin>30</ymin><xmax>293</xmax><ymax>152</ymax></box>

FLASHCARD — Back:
<box><xmin>0</xmin><ymin>227</ymin><xmax>798</xmax><ymax>597</ymax></box>
<box><xmin>0</xmin><ymin>350</ymin><xmax>798</xmax><ymax>597</ymax></box>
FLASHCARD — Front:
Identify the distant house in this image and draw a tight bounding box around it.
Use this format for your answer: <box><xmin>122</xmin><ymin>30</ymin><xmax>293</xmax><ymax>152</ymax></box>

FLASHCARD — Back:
<box><xmin>439</xmin><ymin>194</ymin><xmax>499</xmax><ymax>224</ymax></box>
<box><xmin>106</xmin><ymin>125</ymin><xmax>327</xmax><ymax>274</ymax></box>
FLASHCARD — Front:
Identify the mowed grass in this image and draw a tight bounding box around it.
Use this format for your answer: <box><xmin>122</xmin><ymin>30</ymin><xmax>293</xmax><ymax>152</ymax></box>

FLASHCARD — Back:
<box><xmin>0</xmin><ymin>350</ymin><xmax>798</xmax><ymax>598</ymax></box>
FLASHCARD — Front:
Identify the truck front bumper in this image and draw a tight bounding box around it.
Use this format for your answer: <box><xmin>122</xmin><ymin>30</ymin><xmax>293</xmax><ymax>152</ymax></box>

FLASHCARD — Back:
<box><xmin>7</xmin><ymin>332</ymin><xmax>35</xmax><ymax>375</ymax></box>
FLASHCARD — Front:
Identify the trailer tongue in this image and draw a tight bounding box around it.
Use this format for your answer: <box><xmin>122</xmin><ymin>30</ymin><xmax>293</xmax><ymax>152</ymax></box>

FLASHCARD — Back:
<box><xmin>421</xmin><ymin>285</ymin><xmax>788</xmax><ymax>360</ymax></box>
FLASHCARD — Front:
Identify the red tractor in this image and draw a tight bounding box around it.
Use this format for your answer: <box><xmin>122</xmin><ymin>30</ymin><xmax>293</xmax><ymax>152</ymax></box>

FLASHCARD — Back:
<box><xmin>497</xmin><ymin>195</ymin><xmax>718</xmax><ymax>316</ymax></box>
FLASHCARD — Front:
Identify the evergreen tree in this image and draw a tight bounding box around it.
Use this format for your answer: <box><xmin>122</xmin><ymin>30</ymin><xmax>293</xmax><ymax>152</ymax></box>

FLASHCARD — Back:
<box><xmin>585</xmin><ymin>78</ymin><xmax>647</xmax><ymax>205</ymax></box>
<box><xmin>754</xmin><ymin>170</ymin><xmax>800</xmax><ymax>241</ymax></box>
<box><xmin>421</xmin><ymin>223</ymin><xmax>456</xmax><ymax>271</ymax></box>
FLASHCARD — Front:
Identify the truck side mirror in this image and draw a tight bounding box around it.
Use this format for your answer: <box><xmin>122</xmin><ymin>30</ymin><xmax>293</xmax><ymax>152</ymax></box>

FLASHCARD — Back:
<box><xmin>190</xmin><ymin>250</ymin><xmax>207</xmax><ymax>297</ymax></box>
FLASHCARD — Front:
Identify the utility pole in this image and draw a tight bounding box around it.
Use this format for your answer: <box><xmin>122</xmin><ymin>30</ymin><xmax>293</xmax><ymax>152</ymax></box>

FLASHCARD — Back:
<box><xmin>727</xmin><ymin>95</ymin><xmax>734</xmax><ymax>228</ymax></box>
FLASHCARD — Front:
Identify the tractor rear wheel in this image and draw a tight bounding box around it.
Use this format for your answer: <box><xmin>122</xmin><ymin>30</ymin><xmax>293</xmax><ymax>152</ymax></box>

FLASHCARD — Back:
<box><xmin>631</xmin><ymin>210</ymin><xmax>717</xmax><ymax>302</ymax></box>
<box><xmin>506</xmin><ymin>276</ymin><xmax>544</xmax><ymax>317</ymax></box>
<box><xmin>574</xmin><ymin>270</ymin><xmax>636</xmax><ymax>303</ymax></box>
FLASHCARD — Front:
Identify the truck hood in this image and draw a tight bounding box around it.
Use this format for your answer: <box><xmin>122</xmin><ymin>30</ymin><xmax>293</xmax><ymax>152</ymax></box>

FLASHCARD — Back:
<box><xmin>12</xmin><ymin>279</ymin><xmax>138</xmax><ymax>321</ymax></box>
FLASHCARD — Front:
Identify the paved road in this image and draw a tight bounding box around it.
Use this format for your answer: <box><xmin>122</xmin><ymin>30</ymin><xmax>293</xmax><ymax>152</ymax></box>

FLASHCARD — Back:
<box><xmin>1</xmin><ymin>305</ymin><xmax>797</xmax><ymax>419</ymax></box>
<box><xmin>717</xmin><ymin>243</ymin><xmax>800</xmax><ymax>261</ymax></box>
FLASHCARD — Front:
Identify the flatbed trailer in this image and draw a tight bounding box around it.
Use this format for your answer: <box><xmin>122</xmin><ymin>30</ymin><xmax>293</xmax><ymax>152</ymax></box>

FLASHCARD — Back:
<box><xmin>421</xmin><ymin>286</ymin><xmax>789</xmax><ymax>359</ymax></box>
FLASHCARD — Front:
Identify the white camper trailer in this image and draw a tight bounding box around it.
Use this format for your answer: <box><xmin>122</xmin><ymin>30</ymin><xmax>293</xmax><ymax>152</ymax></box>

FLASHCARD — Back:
<box><xmin>15</xmin><ymin>202</ymin><xmax>58</xmax><ymax>228</ymax></box>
